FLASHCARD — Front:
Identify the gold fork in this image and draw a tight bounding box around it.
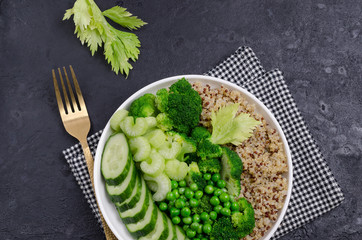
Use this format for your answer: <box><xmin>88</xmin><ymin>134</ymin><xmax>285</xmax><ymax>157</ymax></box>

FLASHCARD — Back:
<box><xmin>52</xmin><ymin>66</ymin><xmax>117</xmax><ymax>240</ymax></box>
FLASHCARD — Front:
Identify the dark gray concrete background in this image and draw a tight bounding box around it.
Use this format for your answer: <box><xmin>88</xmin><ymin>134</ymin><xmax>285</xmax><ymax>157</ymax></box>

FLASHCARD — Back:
<box><xmin>0</xmin><ymin>0</ymin><xmax>361</xmax><ymax>239</ymax></box>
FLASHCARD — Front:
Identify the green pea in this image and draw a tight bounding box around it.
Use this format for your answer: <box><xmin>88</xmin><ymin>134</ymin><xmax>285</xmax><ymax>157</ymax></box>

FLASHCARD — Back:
<box><xmin>175</xmin><ymin>199</ymin><xmax>186</xmax><ymax>209</ymax></box>
<box><xmin>229</xmin><ymin>195</ymin><xmax>235</xmax><ymax>202</ymax></box>
<box><xmin>213</xmin><ymin>189</ymin><xmax>223</xmax><ymax>196</ymax></box>
<box><xmin>216</xmin><ymin>179</ymin><xmax>226</xmax><ymax>189</ymax></box>
<box><xmin>231</xmin><ymin>202</ymin><xmax>240</xmax><ymax>211</ymax></box>
<box><xmin>183</xmin><ymin>225</ymin><xmax>189</xmax><ymax>231</ymax></box>
<box><xmin>179</xmin><ymin>180</ymin><xmax>187</xmax><ymax>187</ymax></box>
<box><xmin>204</xmin><ymin>185</ymin><xmax>214</xmax><ymax>194</ymax></box>
<box><xmin>186</xmin><ymin>228</ymin><xmax>196</xmax><ymax>238</ymax></box>
<box><xmin>193</xmin><ymin>214</ymin><xmax>200</xmax><ymax>223</ymax></box>
<box><xmin>210</xmin><ymin>196</ymin><xmax>220</xmax><ymax>206</ymax></box>
<box><xmin>178</xmin><ymin>187</ymin><xmax>185</xmax><ymax>195</ymax></box>
<box><xmin>207</xmin><ymin>180</ymin><xmax>214</xmax><ymax>186</ymax></box>
<box><xmin>209</xmin><ymin>211</ymin><xmax>217</xmax><ymax>220</ymax></box>
<box><xmin>204</xmin><ymin>219</ymin><xmax>213</xmax><ymax>225</ymax></box>
<box><xmin>224</xmin><ymin>201</ymin><xmax>231</xmax><ymax>209</ymax></box>
<box><xmin>195</xmin><ymin>190</ymin><xmax>203</xmax><ymax>199</ymax></box>
<box><xmin>190</xmin><ymin>183</ymin><xmax>198</xmax><ymax>191</ymax></box>
<box><xmin>166</xmin><ymin>192</ymin><xmax>176</xmax><ymax>201</ymax></box>
<box><xmin>189</xmin><ymin>198</ymin><xmax>199</xmax><ymax>207</ymax></box>
<box><xmin>200</xmin><ymin>212</ymin><xmax>209</xmax><ymax>221</ymax></box>
<box><xmin>185</xmin><ymin>188</ymin><xmax>194</xmax><ymax>199</ymax></box>
<box><xmin>171</xmin><ymin>180</ymin><xmax>178</xmax><ymax>189</ymax></box>
<box><xmin>190</xmin><ymin>222</ymin><xmax>200</xmax><ymax>231</ymax></box>
<box><xmin>220</xmin><ymin>208</ymin><xmax>231</xmax><ymax>216</ymax></box>
<box><xmin>170</xmin><ymin>207</ymin><xmax>180</xmax><ymax>217</ymax></box>
<box><xmin>181</xmin><ymin>207</ymin><xmax>191</xmax><ymax>217</ymax></box>
<box><xmin>203</xmin><ymin>223</ymin><xmax>212</xmax><ymax>234</ymax></box>
<box><xmin>211</xmin><ymin>173</ymin><xmax>220</xmax><ymax>182</ymax></box>
<box><xmin>219</xmin><ymin>192</ymin><xmax>230</xmax><ymax>203</ymax></box>
<box><xmin>197</xmin><ymin>225</ymin><xmax>203</xmax><ymax>234</ymax></box>
<box><xmin>159</xmin><ymin>202</ymin><xmax>167</xmax><ymax>211</ymax></box>
<box><xmin>183</xmin><ymin>216</ymin><xmax>192</xmax><ymax>225</ymax></box>
<box><xmin>214</xmin><ymin>205</ymin><xmax>222</xmax><ymax>213</ymax></box>
<box><xmin>203</xmin><ymin>173</ymin><xmax>211</xmax><ymax>180</ymax></box>
<box><xmin>172</xmin><ymin>189</ymin><xmax>180</xmax><ymax>199</ymax></box>
<box><xmin>168</xmin><ymin>200</ymin><xmax>175</xmax><ymax>210</ymax></box>
<box><xmin>180</xmin><ymin>195</ymin><xmax>187</xmax><ymax>201</ymax></box>
<box><xmin>172</xmin><ymin>216</ymin><xmax>181</xmax><ymax>225</ymax></box>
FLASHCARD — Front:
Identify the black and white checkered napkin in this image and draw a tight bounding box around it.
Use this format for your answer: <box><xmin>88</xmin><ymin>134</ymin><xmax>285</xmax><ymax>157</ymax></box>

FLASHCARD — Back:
<box><xmin>63</xmin><ymin>46</ymin><xmax>344</xmax><ymax>239</ymax></box>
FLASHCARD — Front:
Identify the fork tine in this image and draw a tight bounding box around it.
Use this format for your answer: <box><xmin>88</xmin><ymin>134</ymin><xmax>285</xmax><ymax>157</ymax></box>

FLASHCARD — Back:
<box><xmin>63</xmin><ymin>66</ymin><xmax>79</xmax><ymax>111</ymax></box>
<box><xmin>69</xmin><ymin>65</ymin><xmax>87</xmax><ymax>112</ymax></box>
<box><xmin>52</xmin><ymin>69</ymin><xmax>66</xmax><ymax>116</ymax></box>
<box><xmin>58</xmin><ymin>68</ymin><xmax>72</xmax><ymax>113</ymax></box>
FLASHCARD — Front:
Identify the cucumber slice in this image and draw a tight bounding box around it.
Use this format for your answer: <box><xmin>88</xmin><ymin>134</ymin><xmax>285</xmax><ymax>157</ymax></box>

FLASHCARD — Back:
<box><xmin>106</xmin><ymin>163</ymin><xmax>137</xmax><ymax>203</ymax></box>
<box><xmin>158</xmin><ymin>142</ymin><xmax>182</xmax><ymax>160</ymax></box>
<box><xmin>129</xmin><ymin>136</ymin><xmax>151</xmax><ymax>162</ymax></box>
<box><xmin>140</xmin><ymin>149</ymin><xmax>165</xmax><ymax>176</ymax></box>
<box><xmin>144</xmin><ymin>129</ymin><xmax>167</xmax><ymax>149</ymax></box>
<box><xmin>120</xmin><ymin>116</ymin><xmax>149</xmax><ymax>137</ymax></box>
<box><xmin>126</xmin><ymin>198</ymin><xmax>158</xmax><ymax>238</ymax></box>
<box><xmin>119</xmin><ymin>178</ymin><xmax>149</xmax><ymax>223</ymax></box>
<box><xmin>164</xmin><ymin>159</ymin><xmax>189</xmax><ymax>181</ymax></box>
<box><xmin>101</xmin><ymin>133</ymin><xmax>132</xmax><ymax>185</ymax></box>
<box><xmin>139</xmin><ymin>209</ymin><xmax>168</xmax><ymax>240</ymax></box>
<box><xmin>110</xmin><ymin>109</ymin><xmax>129</xmax><ymax>132</ymax></box>
<box><xmin>159</xmin><ymin>213</ymin><xmax>170</xmax><ymax>240</ymax></box>
<box><xmin>175</xmin><ymin>225</ymin><xmax>186</xmax><ymax>240</ymax></box>
<box><xmin>144</xmin><ymin>173</ymin><xmax>171</xmax><ymax>201</ymax></box>
<box><xmin>165</xmin><ymin>215</ymin><xmax>176</xmax><ymax>240</ymax></box>
<box><xmin>115</xmin><ymin>175</ymin><xmax>142</xmax><ymax>212</ymax></box>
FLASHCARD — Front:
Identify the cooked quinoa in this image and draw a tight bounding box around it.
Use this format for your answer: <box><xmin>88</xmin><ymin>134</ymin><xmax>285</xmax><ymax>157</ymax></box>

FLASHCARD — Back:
<box><xmin>192</xmin><ymin>82</ymin><xmax>288</xmax><ymax>240</ymax></box>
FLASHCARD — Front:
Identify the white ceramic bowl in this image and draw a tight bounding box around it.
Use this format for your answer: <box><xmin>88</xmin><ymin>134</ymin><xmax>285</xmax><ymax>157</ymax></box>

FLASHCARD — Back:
<box><xmin>94</xmin><ymin>75</ymin><xmax>293</xmax><ymax>240</ymax></box>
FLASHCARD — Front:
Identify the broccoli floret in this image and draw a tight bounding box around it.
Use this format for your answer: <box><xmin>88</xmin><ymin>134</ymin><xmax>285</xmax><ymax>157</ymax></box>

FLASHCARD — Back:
<box><xmin>156</xmin><ymin>113</ymin><xmax>173</xmax><ymax>131</ymax></box>
<box><xmin>166</xmin><ymin>131</ymin><xmax>197</xmax><ymax>161</ymax></box>
<box><xmin>210</xmin><ymin>216</ymin><xmax>241</xmax><ymax>240</ymax></box>
<box><xmin>220</xmin><ymin>147</ymin><xmax>243</xmax><ymax>197</ymax></box>
<box><xmin>192</xmin><ymin>195</ymin><xmax>213</xmax><ymax>215</ymax></box>
<box><xmin>184</xmin><ymin>152</ymin><xmax>200</xmax><ymax>165</ymax></box>
<box><xmin>166</xmin><ymin>78</ymin><xmax>202</xmax><ymax>134</ymax></box>
<box><xmin>231</xmin><ymin>198</ymin><xmax>255</xmax><ymax>238</ymax></box>
<box><xmin>186</xmin><ymin>162</ymin><xmax>207</xmax><ymax>190</ymax></box>
<box><xmin>155</xmin><ymin>88</ymin><xmax>169</xmax><ymax>112</ymax></box>
<box><xmin>129</xmin><ymin>93</ymin><xmax>157</xmax><ymax>118</ymax></box>
<box><xmin>198</xmin><ymin>158</ymin><xmax>221</xmax><ymax>173</ymax></box>
<box><xmin>197</xmin><ymin>139</ymin><xmax>223</xmax><ymax>160</ymax></box>
<box><xmin>191</xmin><ymin>126</ymin><xmax>211</xmax><ymax>143</ymax></box>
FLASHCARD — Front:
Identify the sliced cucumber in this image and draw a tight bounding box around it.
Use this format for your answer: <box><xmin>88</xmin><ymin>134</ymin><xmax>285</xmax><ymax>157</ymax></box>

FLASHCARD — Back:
<box><xmin>140</xmin><ymin>149</ymin><xmax>165</xmax><ymax>176</ymax></box>
<box><xmin>164</xmin><ymin>159</ymin><xmax>189</xmax><ymax>181</ymax></box>
<box><xmin>126</xmin><ymin>197</ymin><xmax>158</xmax><ymax>238</ymax></box>
<box><xmin>144</xmin><ymin>129</ymin><xmax>167</xmax><ymax>149</ymax></box>
<box><xmin>119</xmin><ymin>179</ymin><xmax>149</xmax><ymax>223</ymax></box>
<box><xmin>144</xmin><ymin>173</ymin><xmax>171</xmax><ymax>201</ymax></box>
<box><xmin>120</xmin><ymin>116</ymin><xmax>149</xmax><ymax>137</ymax></box>
<box><xmin>106</xmin><ymin>162</ymin><xmax>137</xmax><ymax>203</ymax></box>
<box><xmin>139</xmin><ymin>209</ymin><xmax>168</xmax><ymax>240</ymax></box>
<box><xmin>165</xmin><ymin>215</ymin><xmax>176</xmax><ymax>240</ymax></box>
<box><xmin>115</xmin><ymin>176</ymin><xmax>143</xmax><ymax>212</ymax></box>
<box><xmin>129</xmin><ymin>136</ymin><xmax>151</xmax><ymax>162</ymax></box>
<box><xmin>110</xmin><ymin>109</ymin><xmax>129</xmax><ymax>132</ymax></box>
<box><xmin>175</xmin><ymin>225</ymin><xmax>186</xmax><ymax>240</ymax></box>
<box><xmin>159</xmin><ymin>212</ymin><xmax>170</xmax><ymax>240</ymax></box>
<box><xmin>101</xmin><ymin>133</ymin><xmax>132</xmax><ymax>185</ymax></box>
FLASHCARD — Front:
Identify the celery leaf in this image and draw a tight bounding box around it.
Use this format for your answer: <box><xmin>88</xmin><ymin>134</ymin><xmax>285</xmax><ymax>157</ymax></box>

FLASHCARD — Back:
<box><xmin>210</xmin><ymin>103</ymin><xmax>261</xmax><ymax>145</ymax></box>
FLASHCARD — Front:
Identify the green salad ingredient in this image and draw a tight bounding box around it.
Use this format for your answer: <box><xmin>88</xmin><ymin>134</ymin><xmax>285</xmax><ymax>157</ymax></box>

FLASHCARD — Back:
<box><xmin>210</xmin><ymin>103</ymin><xmax>261</xmax><ymax>145</ymax></box>
<box><xmin>63</xmin><ymin>0</ymin><xmax>146</xmax><ymax>76</ymax></box>
<box><xmin>220</xmin><ymin>147</ymin><xmax>243</xmax><ymax>197</ymax></box>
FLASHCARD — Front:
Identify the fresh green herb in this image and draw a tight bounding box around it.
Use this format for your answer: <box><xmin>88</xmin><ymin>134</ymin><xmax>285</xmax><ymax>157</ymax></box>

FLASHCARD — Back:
<box><xmin>63</xmin><ymin>0</ymin><xmax>146</xmax><ymax>76</ymax></box>
<box><xmin>209</xmin><ymin>103</ymin><xmax>261</xmax><ymax>145</ymax></box>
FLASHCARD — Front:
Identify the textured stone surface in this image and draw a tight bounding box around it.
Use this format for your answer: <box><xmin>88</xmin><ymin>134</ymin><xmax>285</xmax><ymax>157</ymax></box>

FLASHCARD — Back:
<box><xmin>0</xmin><ymin>0</ymin><xmax>361</xmax><ymax>239</ymax></box>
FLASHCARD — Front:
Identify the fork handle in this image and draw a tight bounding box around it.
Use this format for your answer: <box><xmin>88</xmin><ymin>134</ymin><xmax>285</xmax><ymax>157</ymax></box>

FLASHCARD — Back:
<box><xmin>81</xmin><ymin>140</ymin><xmax>118</xmax><ymax>240</ymax></box>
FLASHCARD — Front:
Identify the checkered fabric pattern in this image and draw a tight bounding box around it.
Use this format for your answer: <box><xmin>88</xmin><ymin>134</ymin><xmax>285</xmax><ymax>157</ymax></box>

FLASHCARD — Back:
<box><xmin>63</xmin><ymin>46</ymin><xmax>344</xmax><ymax>239</ymax></box>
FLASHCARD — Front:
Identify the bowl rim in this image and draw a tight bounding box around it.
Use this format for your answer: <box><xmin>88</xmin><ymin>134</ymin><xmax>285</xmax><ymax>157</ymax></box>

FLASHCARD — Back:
<box><xmin>94</xmin><ymin>74</ymin><xmax>293</xmax><ymax>240</ymax></box>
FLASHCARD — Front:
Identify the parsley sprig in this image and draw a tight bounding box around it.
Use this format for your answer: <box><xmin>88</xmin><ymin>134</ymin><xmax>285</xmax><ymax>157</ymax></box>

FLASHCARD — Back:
<box><xmin>63</xmin><ymin>0</ymin><xmax>146</xmax><ymax>76</ymax></box>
